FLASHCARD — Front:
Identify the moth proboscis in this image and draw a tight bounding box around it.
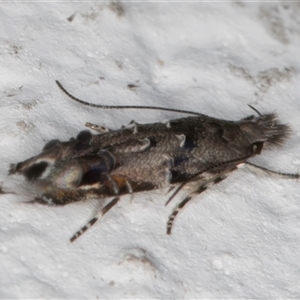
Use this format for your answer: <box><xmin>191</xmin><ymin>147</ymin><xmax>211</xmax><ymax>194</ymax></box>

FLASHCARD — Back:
<box><xmin>7</xmin><ymin>81</ymin><xmax>299</xmax><ymax>242</ymax></box>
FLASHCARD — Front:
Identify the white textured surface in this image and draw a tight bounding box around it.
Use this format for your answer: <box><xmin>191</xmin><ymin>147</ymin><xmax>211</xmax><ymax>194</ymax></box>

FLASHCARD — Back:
<box><xmin>1</xmin><ymin>2</ymin><xmax>300</xmax><ymax>299</ymax></box>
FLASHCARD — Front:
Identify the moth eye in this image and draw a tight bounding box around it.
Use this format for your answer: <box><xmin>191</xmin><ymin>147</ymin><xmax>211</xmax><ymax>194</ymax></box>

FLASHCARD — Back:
<box><xmin>43</xmin><ymin>139</ymin><xmax>60</xmax><ymax>151</ymax></box>
<box><xmin>23</xmin><ymin>161</ymin><xmax>49</xmax><ymax>181</ymax></box>
<box><xmin>252</xmin><ymin>142</ymin><xmax>264</xmax><ymax>154</ymax></box>
<box><xmin>76</xmin><ymin>130</ymin><xmax>92</xmax><ymax>144</ymax></box>
<box><xmin>80</xmin><ymin>165</ymin><xmax>107</xmax><ymax>186</ymax></box>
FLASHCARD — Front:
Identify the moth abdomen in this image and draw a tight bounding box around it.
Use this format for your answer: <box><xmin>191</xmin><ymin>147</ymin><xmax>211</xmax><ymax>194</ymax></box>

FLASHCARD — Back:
<box><xmin>258</xmin><ymin>113</ymin><xmax>291</xmax><ymax>148</ymax></box>
<box><xmin>239</xmin><ymin>113</ymin><xmax>291</xmax><ymax>150</ymax></box>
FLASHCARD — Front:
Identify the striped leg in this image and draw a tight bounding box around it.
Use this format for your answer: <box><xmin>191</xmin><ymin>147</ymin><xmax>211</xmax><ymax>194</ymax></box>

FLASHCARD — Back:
<box><xmin>70</xmin><ymin>196</ymin><xmax>120</xmax><ymax>242</ymax></box>
<box><xmin>167</xmin><ymin>171</ymin><xmax>233</xmax><ymax>235</ymax></box>
<box><xmin>167</xmin><ymin>195</ymin><xmax>192</xmax><ymax>234</ymax></box>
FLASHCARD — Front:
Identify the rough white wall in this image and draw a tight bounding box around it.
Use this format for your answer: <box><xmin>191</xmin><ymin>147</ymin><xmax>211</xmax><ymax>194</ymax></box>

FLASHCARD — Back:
<box><xmin>1</xmin><ymin>2</ymin><xmax>300</xmax><ymax>298</ymax></box>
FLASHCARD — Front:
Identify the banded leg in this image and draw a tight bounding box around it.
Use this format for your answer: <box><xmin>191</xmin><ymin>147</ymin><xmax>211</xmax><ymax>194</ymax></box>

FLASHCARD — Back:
<box><xmin>167</xmin><ymin>170</ymin><xmax>234</xmax><ymax>235</ymax></box>
<box><xmin>70</xmin><ymin>196</ymin><xmax>120</xmax><ymax>242</ymax></box>
<box><xmin>165</xmin><ymin>182</ymin><xmax>187</xmax><ymax>206</ymax></box>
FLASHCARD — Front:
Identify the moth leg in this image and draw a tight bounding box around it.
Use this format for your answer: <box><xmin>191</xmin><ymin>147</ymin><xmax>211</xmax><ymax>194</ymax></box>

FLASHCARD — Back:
<box><xmin>165</xmin><ymin>182</ymin><xmax>186</xmax><ymax>206</ymax></box>
<box><xmin>165</xmin><ymin>185</ymin><xmax>176</xmax><ymax>196</ymax></box>
<box><xmin>32</xmin><ymin>188</ymin><xmax>102</xmax><ymax>206</ymax></box>
<box><xmin>245</xmin><ymin>162</ymin><xmax>299</xmax><ymax>179</ymax></box>
<box><xmin>85</xmin><ymin>122</ymin><xmax>111</xmax><ymax>133</ymax></box>
<box><xmin>70</xmin><ymin>196</ymin><xmax>120</xmax><ymax>243</ymax></box>
<box><xmin>167</xmin><ymin>170</ymin><xmax>235</xmax><ymax>235</ymax></box>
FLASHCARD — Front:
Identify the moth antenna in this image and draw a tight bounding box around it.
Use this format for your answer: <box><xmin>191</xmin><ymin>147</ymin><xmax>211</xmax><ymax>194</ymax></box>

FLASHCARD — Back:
<box><xmin>56</xmin><ymin>80</ymin><xmax>201</xmax><ymax>116</ymax></box>
<box><xmin>248</xmin><ymin>104</ymin><xmax>262</xmax><ymax>116</ymax></box>
<box><xmin>245</xmin><ymin>162</ymin><xmax>299</xmax><ymax>179</ymax></box>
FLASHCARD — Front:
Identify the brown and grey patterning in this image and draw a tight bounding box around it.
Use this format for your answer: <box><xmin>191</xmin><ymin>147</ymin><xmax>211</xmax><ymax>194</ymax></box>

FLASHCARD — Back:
<box><xmin>8</xmin><ymin>81</ymin><xmax>298</xmax><ymax>242</ymax></box>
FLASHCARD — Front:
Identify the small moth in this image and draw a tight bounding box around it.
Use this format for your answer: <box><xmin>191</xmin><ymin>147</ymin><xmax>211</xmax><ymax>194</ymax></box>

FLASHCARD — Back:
<box><xmin>8</xmin><ymin>81</ymin><xmax>298</xmax><ymax>242</ymax></box>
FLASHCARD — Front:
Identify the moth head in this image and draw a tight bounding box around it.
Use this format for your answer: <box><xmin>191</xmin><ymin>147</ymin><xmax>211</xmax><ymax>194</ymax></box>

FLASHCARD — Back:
<box><xmin>9</xmin><ymin>130</ymin><xmax>95</xmax><ymax>183</ymax></box>
<box><xmin>240</xmin><ymin>113</ymin><xmax>291</xmax><ymax>150</ymax></box>
<box><xmin>9</xmin><ymin>139</ymin><xmax>71</xmax><ymax>181</ymax></box>
<box><xmin>9</xmin><ymin>139</ymin><xmax>63</xmax><ymax>181</ymax></box>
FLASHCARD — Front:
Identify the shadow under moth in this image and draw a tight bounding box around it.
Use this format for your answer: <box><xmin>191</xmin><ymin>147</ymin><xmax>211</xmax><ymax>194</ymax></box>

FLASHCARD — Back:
<box><xmin>8</xmin><ymin>81</ymin><xmax>299</xmax><ymax>242</ymax></box>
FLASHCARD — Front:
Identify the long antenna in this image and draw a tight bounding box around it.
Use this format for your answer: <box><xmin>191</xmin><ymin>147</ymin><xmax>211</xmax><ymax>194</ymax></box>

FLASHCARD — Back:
<box><xmin>248</xmin><ymin>104</ymin><xmax>262</xmax><ymax>116</ymax></box>
<box><xmin>56</xmin><ymin>80</ymin><xmax>202</xmax><ymax>116</ymax></box>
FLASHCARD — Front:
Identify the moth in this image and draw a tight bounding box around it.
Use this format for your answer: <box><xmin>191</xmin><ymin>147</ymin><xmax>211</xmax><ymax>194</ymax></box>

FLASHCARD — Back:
<box><xmin>8</xmin><ymin>81</ymin><xmax>299</xmax><ymax>242</ymax></box>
